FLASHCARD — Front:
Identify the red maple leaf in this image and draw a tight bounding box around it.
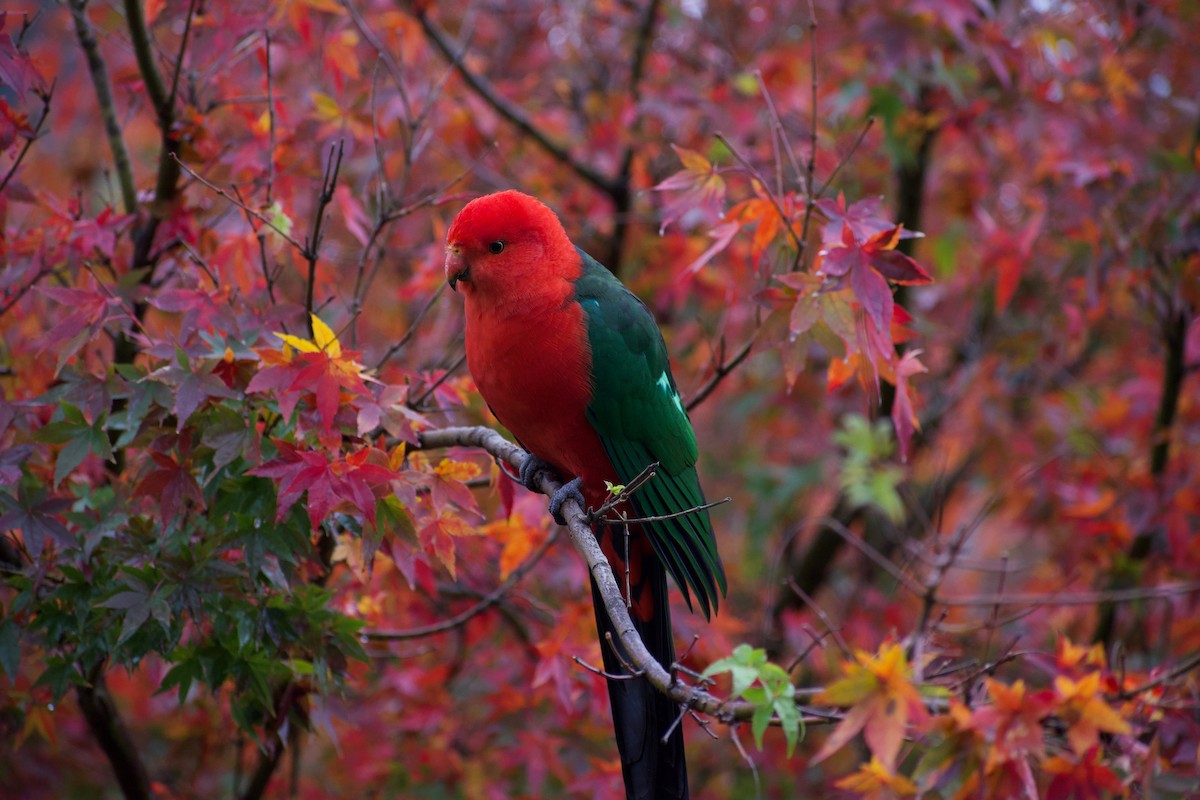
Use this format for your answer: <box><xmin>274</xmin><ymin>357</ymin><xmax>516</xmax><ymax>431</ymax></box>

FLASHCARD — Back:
<box><xmin>653</xmin><ymin>144</ymin><xmax>727</xmax><ymax>233</ymax></box>
<box><xmin>891</xmin><ymin>350</ymin><xmax>928</xmax><ymax>462</ymax></box>
<box><xmin>134</xmin><ymin>451</ymin><xmax>206</xmax><ymax>524</ymax></box>
<box><xmin>249</xmin><ymin>315</ymin><xmax>376</xmax><ymax>443</ymax></box>
<box><xmin>37</xmin><ymin>285</ymin><xmax>123</xmax><ymax>374</ymax></box>
<box><xmin>977</xmin><ymin>204</ymin><xmax>1043</xmax><ymax>312</ymax></box>
<box><xmin>818</xmin><ymin>222</ymin><xmax>932</xmax><ymax>336</ymax></box>
<box><xmin>816</xmin><ymin>194</ymin><xmax>920</xmax><ymax>246</ymax></box>
<box><xmin>249</xmin><ymin>440</ymin><xmax>397</xmax><ymax>530</ymax></box>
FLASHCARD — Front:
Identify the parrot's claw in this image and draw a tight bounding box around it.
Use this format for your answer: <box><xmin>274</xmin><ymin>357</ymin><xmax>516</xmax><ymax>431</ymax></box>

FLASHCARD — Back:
<box><xmin>518</xmin><ymin>454</ymin><xmax>557</xmax><ymax>491</ymax></box>
<box><xmin>518</xmin><ymin>455</ymin><xmax>585</xmax><ymax>525</ymax></box>
<box><xmin>548</xmin><ymin>477</ymin><xmax>586</xmax><ymax>526</ymax></box>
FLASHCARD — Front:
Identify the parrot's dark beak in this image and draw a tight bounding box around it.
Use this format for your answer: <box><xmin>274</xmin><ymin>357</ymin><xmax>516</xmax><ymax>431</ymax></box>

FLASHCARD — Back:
<box><xmin>446</xmin><ymin>247</ymin><xmax>469</xmax><ymax>292</ymax></box>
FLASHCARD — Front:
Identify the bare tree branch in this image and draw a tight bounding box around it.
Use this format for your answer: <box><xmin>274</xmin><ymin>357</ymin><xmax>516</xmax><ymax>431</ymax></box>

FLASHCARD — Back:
<box><xmin>304</xmin><ymin>141</ymin><xmax>345</xmax><ymax>332</ymax></box>
<box><xmin>69</xmin><ymin>0</ymin><xmax>138</xmax><ymax>214</ymax></box>
<box><xmin>76</xmin><ymin>664</ymin><xmax>152</xmax><ymax>800</ymax></box>
<box><xmin>686</xmin><ymin>336</ymin><xmax>755</xmax><ymax>412</ymax></box>
<box><xmin>417</xmin><ymin>426</ymin><xmax>776</xmax><ymax>724</ymax></box>
<box><xmin>408</xmin><ymin>5</ymin><xmax>617</xmax><ymax>196</ymax></box>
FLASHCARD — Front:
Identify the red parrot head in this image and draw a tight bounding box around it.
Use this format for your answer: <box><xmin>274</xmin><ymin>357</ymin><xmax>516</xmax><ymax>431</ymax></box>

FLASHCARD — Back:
<box><xmin>444</xmin><ymin>190</ymin><xmax>578</xmax><ymax>302</ymax></box>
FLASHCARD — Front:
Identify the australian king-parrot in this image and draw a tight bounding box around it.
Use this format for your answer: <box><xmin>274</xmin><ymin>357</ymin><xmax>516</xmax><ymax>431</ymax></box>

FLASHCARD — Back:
<box><xmin>445</xmin><ymin>190</ymin><xmax>726</xmax><ymax>799</ymax></box>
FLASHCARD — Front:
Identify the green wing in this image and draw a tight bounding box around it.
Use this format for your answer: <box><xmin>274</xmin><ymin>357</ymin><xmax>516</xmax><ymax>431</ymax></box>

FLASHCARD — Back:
<box><xmin>574</xmin><ymin>249</ymin><xmax>727</xmax><ymax>619</ymax></box>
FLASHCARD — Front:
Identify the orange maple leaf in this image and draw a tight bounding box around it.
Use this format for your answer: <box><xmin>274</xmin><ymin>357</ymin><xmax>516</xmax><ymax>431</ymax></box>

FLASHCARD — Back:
<box><xmin>834</xmin><ymin>756</ymin><xmax>918</xmax><ymax>799</ymax></box>
<box><xmin>814</xmin><ymin>643</ymin><xmax>931</xmax><ymax>770</ymax></box>
<box><xmin>1054</xmin><ymin>672</ymin><xmax>1132</xmax><ymax>756</ymax></box>
<box><xmin>420</xmin><ymin>511</ymin><xmax>484</xmax><ymax>581</ymax></box>
<box><xmin>484</xmin><ymin>516</ymin><xmax>547</xmax><ymax>580</ymax></box>
<box><xmin>970</xmin><ymin>679</ymin><xmax>1054</xmax><ymax>772</ymax></box>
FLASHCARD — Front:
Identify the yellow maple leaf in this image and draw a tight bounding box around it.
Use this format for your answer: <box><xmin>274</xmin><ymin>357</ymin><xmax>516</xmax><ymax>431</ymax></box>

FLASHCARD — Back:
<box><xmin>276</xmin><ymin>314</ymin><xmax>341</xmax><ymax>356</ymax></box>
<box><xmin>484</xmin><ymin>516</ymin><xmax>544</xmax><ymax>580</ymax></box>
<box><xmin>815</xmin><ymin>643</ymin><xmax>930</xmax><ymax>770</ymax></box>
<box><xmin>671</xmin><ymin>144</ymin><xmax>712</xmax><ymax>174</ymax></box>
<box><xmin>834</xmin><ymin>756</ymin><xmax>918</xmax><ymax>799</ymax></box>
<box><xmin>310</xmin><ymin>91</ymin><xmax>343</xmax><ymax>123</ymax></box>
<box><xmin>434</xmin><ymin>458</ymin><xmax>482</xmax><ymax>483</ymax></box>
<box><xmin>1056</xmin><ymin>637</ymin><xmax>1107</xmax><ymax>672</ymax></box>
<box><xmin>422</xmin><ymin>512</ymin><xmax>486</xmax><ymax>581</ymax></box>
<box><xmin>1055</xmin><ymin>672</ymin><xmax>1132</xmax><ymax>756</ymax></box>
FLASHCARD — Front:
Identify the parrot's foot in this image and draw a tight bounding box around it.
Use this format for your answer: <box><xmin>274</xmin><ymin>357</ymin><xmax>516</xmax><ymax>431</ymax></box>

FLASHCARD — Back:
<box><xmin>518</xmin><ymin>454</ymin><xmax>557</xmax><ymax>490</ymax></box>
<box><xmin>548</xmin><ymin>477</ymin><xmax>585</xmax><ymax>526</ymax></box>
<box><xmin>518</xmin><ymin>456</ymin><xmax>586</xmax><ymax>525</ymax></box>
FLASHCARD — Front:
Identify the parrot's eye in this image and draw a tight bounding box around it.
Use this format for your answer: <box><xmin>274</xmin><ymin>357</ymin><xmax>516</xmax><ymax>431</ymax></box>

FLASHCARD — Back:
<box><xmin>488</xmin><ymin>240</ymin><xmax>505</xmax><ymax>255</ymax></box>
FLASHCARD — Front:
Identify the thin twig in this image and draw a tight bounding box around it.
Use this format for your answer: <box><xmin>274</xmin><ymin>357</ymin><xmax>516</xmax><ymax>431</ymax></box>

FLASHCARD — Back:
<box><xmin>374</xmin><ymin>284</ymin><xmax>447</xmax><ymax>369</ymax></box>
<box><xmin>598</xmin><ymin>497</ymin><xmax>731</xmax><ymax>526</ymax></box>
<box><xmin>231</xmin><ymin>185</ymin><xmax>279</xmax><ymax>304</ymax></box>
<box><xmin>574</xmin><ymin>655</ymin><xmax>642</xmax><ymax>681</ymax></box>
<box><xmin>410</xmin><ymin>4</ymin><xmax>617</xmax><ymax>196</ymax></box>
<box><xmin>730</xmin><ymin>725</ymin><xmax>763</xmax><ymax>800</ymax></box>
<box><xmin>0</xmin><ymin>263</ymin><xmax>54</xmax><ymax>320</ymax></box>
<box><xmin>1117</xmin><ymin>651</ymin><xmax>1200</xmax><ymax>700</ymax></box>
<box><xmin>167</xmin><ymin>0</ymin><xmax>199</xmax><ymax>113</ymax></box>
<box><xmin>179</xmin><ymin>241</ymin><xmax>219</xmax><ymax>287</ymax></box>
<box><xmin>797</xmin><ymin>0</ymin><xmax>819</xmax><ymax>260</ymax></box>
<box><xmin>590</xmin><ymin>461</ymin><xmax>662</xmax><ymax>518</ymax></box>
<box><xmin>983</xmin><ymin>554</ymin><xmax>1009</xmax><ymax>665</ymax></box>
<box><xmin>815</xmin><ymin>117</ymin><xmax>874</xmax><ymax>199</ymax></box>
<box><xmin>716</xmin><ymin>132</ymin><xmax>804</xmax><ymax>257</ymax></box>
<box><xmin>305</xmin><ymin>140</ymin><xmax>345</xmax><ymax>331</ymax></box>
<box><xmin>123</xmin><ymin>0</ymin><xmax>169</xmax><ymax>115</ymax></box>
<box><xmin>0</xmin><ymin>82</ymin><xmax>53</xmax><ymax>195</ymax></box>
<box><xmin>816</xmin><ymin>515</ymin><xmax>925</xmax><ymax>594</ymax></box>
<box><xmin>604</xmin><ymin>630</ymin><xmax>646</xmax><ymax>676</ymax></box>
<box><xmin>755</xmin><ymin>70</ymin><xmax>805</xmax><ymax>191</ymax></box>
<box><xmin>172</xmin><ymin>153</ymin><xmax>305</xmax><ymax>251</ymax></box>
<box><xmin>412</xmin><ymin>353</ymin><xmax>467</xmax><ymax>408</ymax></box>
<box><xmin>941</xmin><ymin>582</ymin><xmax>1200</xmax><ymax>609</ymax></box>
<box><xmin>686</xmin><ymin>336</ymin><xmax>755</xmax><ymax>412</ymax></box>
<box><xmin>786</xmin><ymin>580</ymin><xmax>852</xmax><ymax>658</ymax></box>
<box><xmin>264</xmin><ymin>30</ymin><xmax>275</xmax><ymax>205</ymax></box>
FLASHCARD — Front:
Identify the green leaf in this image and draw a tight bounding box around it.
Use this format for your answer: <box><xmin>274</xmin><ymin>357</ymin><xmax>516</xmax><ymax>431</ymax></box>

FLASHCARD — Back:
<box><xmin>36</xmin><ymin>660</ymin><xmax>83</xmax><ymax>698</ymax></box>
<box><xmin>87</xmin><ymin>417</ymin><xmax>113</xmax><ymax>463</ymax></box>
<box><xmin>0</xmin><ymin>619</ymin><xmax>19</xmax><ymax>680</ymax></box>
<box><xmin>703</xmin><ymin>643</ymin><xmax>768</xmax><ymax>698</ymax></box>
<box><xmin>703</xmin><ymin>643</ymin><xmax>803</xmax><ymax>756</ymax></box>
<box><xmin>751</xmin><ymin>703</ymin><xmax>772</xmax><ymax>751</ymax></box>
<box><xmin>54</xmin><ymin>437</ymin><xmax>91</xmax><ymax>487</ymax></box>
<box><xmin>237</xmin><ymin>614</ymin><xmax>255</xmax><ymax>653</ymax></box>
<box><xmin>34</xmin><ymin>420</ymin><xmax>79</xmax><ymax>444</ymax></box>
<box><xmin>774</xmin><ymin>695</ymin><xmax>802</xmax><ymax>757</ymax></box>
<box><xmin>160</xmin><ymin>658</ymin><xmax>199</xmax><ymax>704</ymax></box>
<box><xmin>61</xmin><ymin>402</ymin><xmax>86</xmax><ymax>426</ymax></box>
<box><xmin>117</xmin><ymin>602</ymin><xmax>150</xmax><ymax>645</ymax></box>
<box><xmin>98</xmin><ymin>591</ymin><xmax>147</xmax><ymax>610</ymax></box>
<box><xmin>372</xmin><ymin>495</ymin><xmax>417</xmax><ymax>543</ymax></box>
<box><xmin>259</xmin><ymin>554</ymin><xmax>289</xmax><ymax>590</ymax></box>
<box><xmin>265</xmin><ymin>201</ymin><xmax>293</xmax><ymax>237</ymax></box>
<box><xmin>836</xmin><ymin>414</ymin><xmax>905</xmax><ymax>522</ymax></box>
<box><xmin>288</xmin><ymin>659</ymin><xmax>315</xmax><ymax>676</ymax></box>
<box><xmin>148</xmin><ymin>595</ymin><xmax>172</xmax><ymax>636</ymax></box>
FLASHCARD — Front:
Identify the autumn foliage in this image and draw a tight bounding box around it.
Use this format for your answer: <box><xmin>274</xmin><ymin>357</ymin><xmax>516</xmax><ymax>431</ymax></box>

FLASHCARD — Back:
<box><xmin>2</xmin><ymin>1</ymin><xmax>1199</xmax><ymax>798</ymax></box>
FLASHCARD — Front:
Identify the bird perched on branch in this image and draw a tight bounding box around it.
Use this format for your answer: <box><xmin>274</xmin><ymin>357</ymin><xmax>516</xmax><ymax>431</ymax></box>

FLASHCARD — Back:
<box><xmin>446</xmin><ymin>190</ymin><xmax>726</xmax><ymax>800</ymax></box>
